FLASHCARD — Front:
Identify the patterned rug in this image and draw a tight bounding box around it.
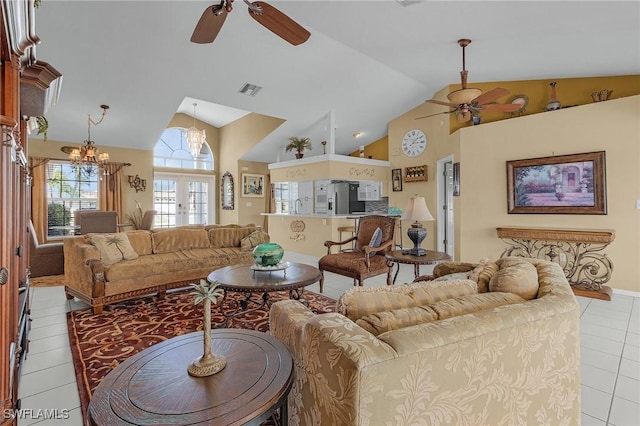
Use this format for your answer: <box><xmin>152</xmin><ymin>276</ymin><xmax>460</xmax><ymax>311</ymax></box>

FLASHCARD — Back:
<box><xmin>67</xmin><ymin>288</ymin><xmax>336</xmax><ymax>424</ymax></box>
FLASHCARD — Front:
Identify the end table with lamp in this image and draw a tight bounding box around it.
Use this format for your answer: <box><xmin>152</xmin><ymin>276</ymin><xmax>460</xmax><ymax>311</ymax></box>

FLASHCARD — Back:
<box><xmin>401</xmin><ymin>194</ymin><xmax>435</xmax><ymax>256</ymax></box>
<box><xmin>387</xmin><ymin>195</ymin><xmax>451</xmax><ymax>283</ymax></box>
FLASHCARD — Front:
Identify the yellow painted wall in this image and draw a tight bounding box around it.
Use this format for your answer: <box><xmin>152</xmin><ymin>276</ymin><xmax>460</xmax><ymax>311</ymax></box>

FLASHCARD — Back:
<box><xmin>28</xmin><ymin>138</ymin><xmax>154</xmax><ymax>220</ymax></box>
<box><xmin>267</xmin><ymin>216</ymin><xmax>354</xmax><ymax>257</ymax></box>
<box><xmin>387</xmin><ymin>86</ymin><xmax>456</xmax><ymax>250</ymax></box>
<box><xmin>237</xmin><ymin>160</ymin><xmax>270</xmax><ymax>228</ymax></box>
<box><xmin>444</xmin><ymin>75</ymin><xmax>640</xmax><ymax>133</ymax></box>
<box><xmin>349</xmin><ymin>135</ymin><xmax>390</xmax><ymax>160</ymax></box>
<box><xmin>218</xmin><ymin>113</ymin><xmax>285</xmax><ymax>225</ymax></box>
<box><xmin>458</xmin><ymin>96</ymin><xmax>639</xmax><ymax>293</ymax></box>
<box><xmin>389</xmin><ymin>93</ymin><xmax>640</xmax><ymax>293</ymax></box>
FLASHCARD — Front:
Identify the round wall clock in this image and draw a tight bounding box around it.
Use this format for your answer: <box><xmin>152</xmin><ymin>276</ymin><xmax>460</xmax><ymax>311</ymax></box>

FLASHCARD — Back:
<box><xmin>401</xmin><ymin>129</ymin><xmax>427</xmax><ymax>157</ymax></box>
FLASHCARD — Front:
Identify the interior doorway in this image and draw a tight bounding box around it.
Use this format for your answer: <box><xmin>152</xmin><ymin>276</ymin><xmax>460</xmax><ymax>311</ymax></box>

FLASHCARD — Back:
<box><xmin>153</xmin><ymin>172</ymin><xmax>215</xmax><ymax>227</ymax></box>
<box><xmin>436</xmin><ymin>156</ymin><xmax>455</xmax><ymax>258</ymax></box>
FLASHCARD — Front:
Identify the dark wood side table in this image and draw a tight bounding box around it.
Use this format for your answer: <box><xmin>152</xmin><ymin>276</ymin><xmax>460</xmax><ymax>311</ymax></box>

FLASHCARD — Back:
<box><xmin>88</xmin><ymin>329</ymin><xmax>293</xmax><ymax>426</ymax></box>
<box><xmin>385</xmin><ymin>249</ymin><xmax>452</xmax><ymax>284</ymax></box>
<box><xmin>208</xmin><ymin>262</ymin><xmax>322</xmax><ymax>327</ymax></box>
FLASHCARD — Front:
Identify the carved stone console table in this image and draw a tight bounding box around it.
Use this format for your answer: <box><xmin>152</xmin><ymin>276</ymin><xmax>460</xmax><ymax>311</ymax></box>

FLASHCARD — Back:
<box><xmin>496</xmin><ymin>227</ymin><xmax>615</xmax><ymax>300</ymax></box>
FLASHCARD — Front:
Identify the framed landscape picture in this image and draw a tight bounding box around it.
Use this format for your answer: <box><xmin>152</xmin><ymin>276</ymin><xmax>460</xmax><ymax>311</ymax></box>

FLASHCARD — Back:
<box><xmin>242</xmin><ymin>173</ymin><xmax>264</xmax><ymax>197</ymax></box>
<box><xmin>507</xmin><ymin>151</ymin><xmax>607</xmax><ymax>214</ymax></box>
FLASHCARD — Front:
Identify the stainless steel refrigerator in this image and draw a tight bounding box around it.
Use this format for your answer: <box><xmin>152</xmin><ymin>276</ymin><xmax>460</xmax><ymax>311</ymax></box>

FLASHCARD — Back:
<box><xmin>333</xmin><ymin>182</ymin><xmax>365</xmax><ymax>215</ymax></box>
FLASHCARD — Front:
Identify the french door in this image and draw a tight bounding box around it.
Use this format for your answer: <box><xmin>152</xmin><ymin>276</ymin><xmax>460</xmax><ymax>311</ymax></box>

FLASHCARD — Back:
<box><xmin>153</xmin><ymin>173</ymin><xmax>215</xmax><ymax>227</ymax></box>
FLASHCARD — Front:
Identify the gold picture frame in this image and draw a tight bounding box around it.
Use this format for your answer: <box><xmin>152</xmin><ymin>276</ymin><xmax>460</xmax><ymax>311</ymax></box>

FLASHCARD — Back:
<box><xmin>241</xmin><ymin>173</ymin><xmax>264</xmax><ymax>197</ymax></box>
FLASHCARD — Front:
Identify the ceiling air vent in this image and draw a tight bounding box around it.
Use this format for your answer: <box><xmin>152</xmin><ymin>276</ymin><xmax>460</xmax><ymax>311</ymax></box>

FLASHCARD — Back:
<box><xmin>238</xmin><ymin>83</ymin><xmax>262</xmax><ymax>97</ymax></box>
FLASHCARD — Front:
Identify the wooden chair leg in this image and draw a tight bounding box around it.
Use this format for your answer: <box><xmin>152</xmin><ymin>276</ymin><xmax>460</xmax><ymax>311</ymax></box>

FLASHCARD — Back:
<box><xmin>319</xmin><ymin>272</ymin><xmax>324</xmax><ymax>293</ymax></box>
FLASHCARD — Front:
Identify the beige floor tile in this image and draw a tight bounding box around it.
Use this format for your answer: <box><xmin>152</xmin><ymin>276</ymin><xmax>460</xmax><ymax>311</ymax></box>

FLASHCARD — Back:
<box><xmin>19</xmin><ymin>363</ymin><xmax>76</xmax><ymax>398</ymax></box>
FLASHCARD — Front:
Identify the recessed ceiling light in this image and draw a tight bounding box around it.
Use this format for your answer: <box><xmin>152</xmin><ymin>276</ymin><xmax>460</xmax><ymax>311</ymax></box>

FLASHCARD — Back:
<box><xmin>238</xmin><ymin>83</ymin><xmax>262</xmax><ymax>96</ymax></box>
<box><xmin>353</xmin><ymin>132</ymin><xmax>362</xmax><ymax>138</ymax></box>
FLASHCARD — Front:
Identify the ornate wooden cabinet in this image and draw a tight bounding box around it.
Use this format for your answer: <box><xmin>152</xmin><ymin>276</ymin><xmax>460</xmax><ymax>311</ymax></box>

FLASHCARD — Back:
<box><xmin>1</xmin><ymin>1</ymin><xmax>40</xmax><ymax>424</ymax></box>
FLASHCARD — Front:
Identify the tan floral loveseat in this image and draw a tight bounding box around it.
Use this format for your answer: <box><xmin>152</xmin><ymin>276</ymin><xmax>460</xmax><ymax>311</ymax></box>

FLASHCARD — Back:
<box><xmin>64</xmin><ymin>224</ymin><xmax>268</xmax><ymax>314</ymax></box>
<box><xmin>270</xmin><ymin>257</ymin><xmax>580</xmax><ymax>425</ymax></box>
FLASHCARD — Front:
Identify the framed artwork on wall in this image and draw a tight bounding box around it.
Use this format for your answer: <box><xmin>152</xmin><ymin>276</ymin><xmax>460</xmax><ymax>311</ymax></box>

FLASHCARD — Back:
<box><xmin>241</xmin><ymin>173</ymin><xmax>265</xmax><ymax>197</ymax></box>
<box><xmin>392</xmin><ymin>169</ymin><xmax>402</xmax><ymax>192</ymax></box>
<box><xmin>507</xmin><ymin>151</ymin><xmax>607</xmax><ymax>214</ymax></box>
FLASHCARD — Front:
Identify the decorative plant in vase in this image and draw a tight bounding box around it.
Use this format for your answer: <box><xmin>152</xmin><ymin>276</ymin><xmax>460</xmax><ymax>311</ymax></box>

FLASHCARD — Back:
<box><xmin>187</xmin><ymin>279</ymin><xmax>226</xmax><ymax>377</ymax></box>
<box><xmin>285</xmin><ymin>137</ymin><xmax>312</xmax><ymax>159</ymax></box>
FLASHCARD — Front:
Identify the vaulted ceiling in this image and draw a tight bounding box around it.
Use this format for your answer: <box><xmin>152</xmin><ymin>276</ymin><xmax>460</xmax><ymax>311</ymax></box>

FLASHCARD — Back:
<box><xmin>34</xmin><ymin>1</ymin><xmax>639</xmax><ymax>163</ymax></box>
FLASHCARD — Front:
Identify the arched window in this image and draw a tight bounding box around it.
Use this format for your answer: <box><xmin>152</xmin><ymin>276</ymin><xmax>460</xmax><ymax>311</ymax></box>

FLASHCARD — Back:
<box><xmin>153</xmin><ymin>128</ymin><xmax>215</xmax><ymax>227</ymax></box>
<box><xmin>153</xmin><ymin>127</ymin><xmax>213</xmax><ymax>170</ymax></box>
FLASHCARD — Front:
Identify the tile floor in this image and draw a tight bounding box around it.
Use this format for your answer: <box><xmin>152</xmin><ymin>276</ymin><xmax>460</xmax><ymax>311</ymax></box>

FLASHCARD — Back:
<box><xmin>18</xmin><ymin>252</ymin><xmax>640</xmax><ymax>425</ymax></box>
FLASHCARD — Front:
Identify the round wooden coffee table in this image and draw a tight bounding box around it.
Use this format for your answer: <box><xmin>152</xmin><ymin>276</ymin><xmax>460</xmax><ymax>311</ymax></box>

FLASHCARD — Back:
<box><xmin>208</xmin><ymin>262</ymin><xmax>322</xmax><ymax>327</ymax></box>
<box><xmin>88</xmin><ymin>329</ymin><xmax>293</xmax><ymax>426</ymax></box>
<box><xmin>385</xmin><ymin>250</ymin><xmax>452</xmax><ymax>284</ymax></box>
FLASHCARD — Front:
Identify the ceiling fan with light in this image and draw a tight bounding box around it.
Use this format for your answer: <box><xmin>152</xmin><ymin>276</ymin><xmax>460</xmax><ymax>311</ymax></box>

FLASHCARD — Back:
<box><xmin>191</xmin><ymin>0</ymin><xmax>310</xmax><ymax>46</ymax></box>
<box><xmin>419</xmin><ymin>39</ymin><xmax>521</xmax><ymax>122</ymax></box>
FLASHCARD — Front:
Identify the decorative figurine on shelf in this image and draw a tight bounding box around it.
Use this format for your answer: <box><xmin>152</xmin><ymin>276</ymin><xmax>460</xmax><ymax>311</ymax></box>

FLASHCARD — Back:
<box><xmin>321</xmin><ymin>140</ymin><xmax>327</xmax><ymax>154</ymax></box>
<box><xmin>591</xmin><ymin>89</ymin><xmax>613</xmax><ymax>102</ymax></box>
<box><xmin>187</xmin><ymin>279</ymin><xmax>226</xmax><ymax>377</ymax></box>
<box><xmin>546</xmin><ymin>81</ymin><xmax>561</xmax><ymax>111</ymax></box>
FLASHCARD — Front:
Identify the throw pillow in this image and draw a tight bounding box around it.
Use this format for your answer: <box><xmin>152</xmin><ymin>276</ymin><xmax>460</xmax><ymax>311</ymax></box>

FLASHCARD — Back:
<box><xmin>489</xmin><ymin>258</ymin><xmax>539</xmax><ymax>300</ymax></box>
<box><xmin>432</xmin><ymin>271</ymin><xmax>471</xmax><ymax>282</ymax></box>
<box><xmin>240</xmin><ymin>230</ymin><xmax>270</xmax><ymax>252</ymax></box>
<box><xmin>368</xmin><ymin>227</ymin><xmax>383</xmax><ymax>255</ymax></box>
<box><xmin>87</xmin><ymin>233</ymin><xmax>139</xmax><ymax>266</ymax></box>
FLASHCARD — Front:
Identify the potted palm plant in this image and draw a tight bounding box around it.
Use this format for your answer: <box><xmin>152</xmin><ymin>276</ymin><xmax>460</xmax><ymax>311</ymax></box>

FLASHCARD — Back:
<box><xmin>285</xmin><ymin>137</ymin><xmax>312</xmax><ymax>159</ymax></box>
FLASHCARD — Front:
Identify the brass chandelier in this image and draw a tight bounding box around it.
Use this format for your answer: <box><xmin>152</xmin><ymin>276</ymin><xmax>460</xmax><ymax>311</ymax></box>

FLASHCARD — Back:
<box><xmin>68</xmin><ymin>105</ymin><xmax>111</xmax><ymax>172</ymax></box>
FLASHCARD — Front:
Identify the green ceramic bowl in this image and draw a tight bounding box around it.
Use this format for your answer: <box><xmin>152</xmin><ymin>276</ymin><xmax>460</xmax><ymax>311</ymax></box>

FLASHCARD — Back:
<box><xmin>252</xmin><ymin>242</ymin><xmax>284</xmax><ymax>267</ymax></box>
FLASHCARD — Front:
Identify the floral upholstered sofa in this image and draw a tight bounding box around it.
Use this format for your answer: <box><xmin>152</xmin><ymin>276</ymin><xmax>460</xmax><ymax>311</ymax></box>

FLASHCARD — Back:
<box><xmin>270</xmin><ymin>257</ymin><xmax>580</xmax><ymax>425</ymax></box>
<box><xmin>64</xmin><ymin>224</ymin><xmax>268</xmax><ymax>314</ymax></box>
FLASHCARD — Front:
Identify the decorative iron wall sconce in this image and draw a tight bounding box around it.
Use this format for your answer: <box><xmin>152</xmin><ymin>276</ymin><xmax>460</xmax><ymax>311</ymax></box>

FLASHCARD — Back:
<box><xmin>128</xmin><ymin>174</ymin><xmax>146</xmax><ymax>192</ymax></box>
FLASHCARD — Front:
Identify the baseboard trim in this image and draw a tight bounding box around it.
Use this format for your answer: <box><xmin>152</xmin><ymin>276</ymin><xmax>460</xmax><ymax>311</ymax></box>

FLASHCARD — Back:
<box><xmin>612</xmin><ymin>288</ymin><xmax>640</xmax><ymax>298</ymax></box>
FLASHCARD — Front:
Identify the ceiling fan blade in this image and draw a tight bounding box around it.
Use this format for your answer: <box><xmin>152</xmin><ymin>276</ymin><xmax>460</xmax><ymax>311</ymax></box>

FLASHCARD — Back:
<box><xmin>191</xmin><ymin>5</ymin><xmax>228</xmax><ymax>44</ymax></box>
<box><xmin>478</xmin><ymin>103</ymin><xmax>524</xmax><ymax>112</ymax></box>
<box><xmin>426</xmin><ymin>99</ymin><xmax>459</xmax><ymax>108</ymax></box>
<box><xmin>471</xmin><ymin>87</ymin><xmax>510</xmax><ymax>106</ymax></box>
<box><xmin>415</xmin><ymin>110</ymin><xmax>454</xmax><ymax>120</ymax></box>
<box><xmin>247</xmin><ymin>1</ymin><xmax>310</xmax><ymax>46</ymax></box>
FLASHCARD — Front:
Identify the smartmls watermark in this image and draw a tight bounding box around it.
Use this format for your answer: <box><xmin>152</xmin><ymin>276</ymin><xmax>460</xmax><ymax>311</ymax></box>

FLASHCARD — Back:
<box><xmin>2</xmin><ymin>408</ymin><xmax>70</xmax><ymax>420</ymax></box>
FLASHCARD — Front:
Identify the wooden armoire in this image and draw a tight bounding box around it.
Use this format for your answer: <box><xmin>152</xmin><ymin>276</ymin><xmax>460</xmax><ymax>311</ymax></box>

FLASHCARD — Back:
<box><xmin>1</xmin><ymin>1</ymin><xmax>61</xmax><ymax>424</ymax></box>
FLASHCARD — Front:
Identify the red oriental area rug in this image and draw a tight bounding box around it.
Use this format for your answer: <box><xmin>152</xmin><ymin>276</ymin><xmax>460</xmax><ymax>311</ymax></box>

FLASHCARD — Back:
<box><xmin>67</xmin><ymin>289</ymin><xmax>336</xmax><ymax>424</ymax></box>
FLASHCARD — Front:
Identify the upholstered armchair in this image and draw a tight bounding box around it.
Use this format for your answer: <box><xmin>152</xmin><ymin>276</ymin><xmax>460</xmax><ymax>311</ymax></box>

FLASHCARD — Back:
<box><xmin>139</xmin><ymin>210</ymin><xmax>157</xmax><ymax>230</ymax></box>
<box><xmin>29</xmin><ymin>220</ymin><xmax>64</xmax><ymax>277</ymax></box>
<box><xmin>74</xmin><ymin>210</ymin><xmax>118</xmax><ymax>234</ymax></box>
<box><xmin>318</xmin><ymin>215</ymin><xmax>396</xmax><ymax>291</ymax></box>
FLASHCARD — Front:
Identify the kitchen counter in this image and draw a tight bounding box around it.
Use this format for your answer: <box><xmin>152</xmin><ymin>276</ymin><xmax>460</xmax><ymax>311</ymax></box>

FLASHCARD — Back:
<box><xmin>264</xmin><ymin>213</ymin><xmax>402</xmax><ymax>257</ymax></box>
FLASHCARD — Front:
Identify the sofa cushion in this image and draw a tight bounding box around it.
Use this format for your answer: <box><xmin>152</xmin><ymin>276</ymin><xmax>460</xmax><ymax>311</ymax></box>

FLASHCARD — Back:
<box><xmin>430</xmin><ymin>292</ymin><xmax>525</xmax><ymax>319</ymax></box>
<box><xmin>152</xmin><ymin>228</ymin><xmax>210</xmax><ymax>254</ymax></box>
<box><xmin>337</xmin><ymin>279</ymin><xmax>477</xmax><ymax>321</ymax></box>
<box><xmin>469</xmin><ymin>261</ymin><xmax>499</xmax><ymax>293</ymax></box>
<box><xmin>104</xmin><ymin>248</ymin><xmax>245</xmax><ymax>282</ymax></box>
<box><xmin>432</xmin><ymin>271</ymin><xmax>471</xmax><ymax>282</ymax></box>
<box><xmin>87</xmin><ymin>233</ymin><xmax>138</xmax><ymax>265</ymax></box>
<box><xmin>356</xmin><ymin>305</ymin><xmax>439</xmax><ymax>336</ymax></box>
<box><xmin>124</xmin><ymin>230</ymin><xmax>153</xmax><ymax>256</ymax></box>
<box><xmin>240</xmin><ymin>230</ymin><xmax>270</xmax><ymax>251</ymax></box>
<box><xmin>209</xmin><ymin>226</ymin><xmax>257</xmax><ymax>248</ymax></box>
<box><xmin>432</xmin><ymin>262</ymin><xmax>478</xmax><ymax>277</ymax></box>
<box><xmin>490</xmin><ymin>258</ymin><xmax>539</xmax><ymax>300</ymax></box>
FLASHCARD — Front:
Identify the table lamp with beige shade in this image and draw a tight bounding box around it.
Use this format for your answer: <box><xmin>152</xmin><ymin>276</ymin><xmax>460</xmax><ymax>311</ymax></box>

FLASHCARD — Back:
<box><xmin>401</xmin><ymin>195</ymin><xmax>435</xmax><ymax>256</ymax></box>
